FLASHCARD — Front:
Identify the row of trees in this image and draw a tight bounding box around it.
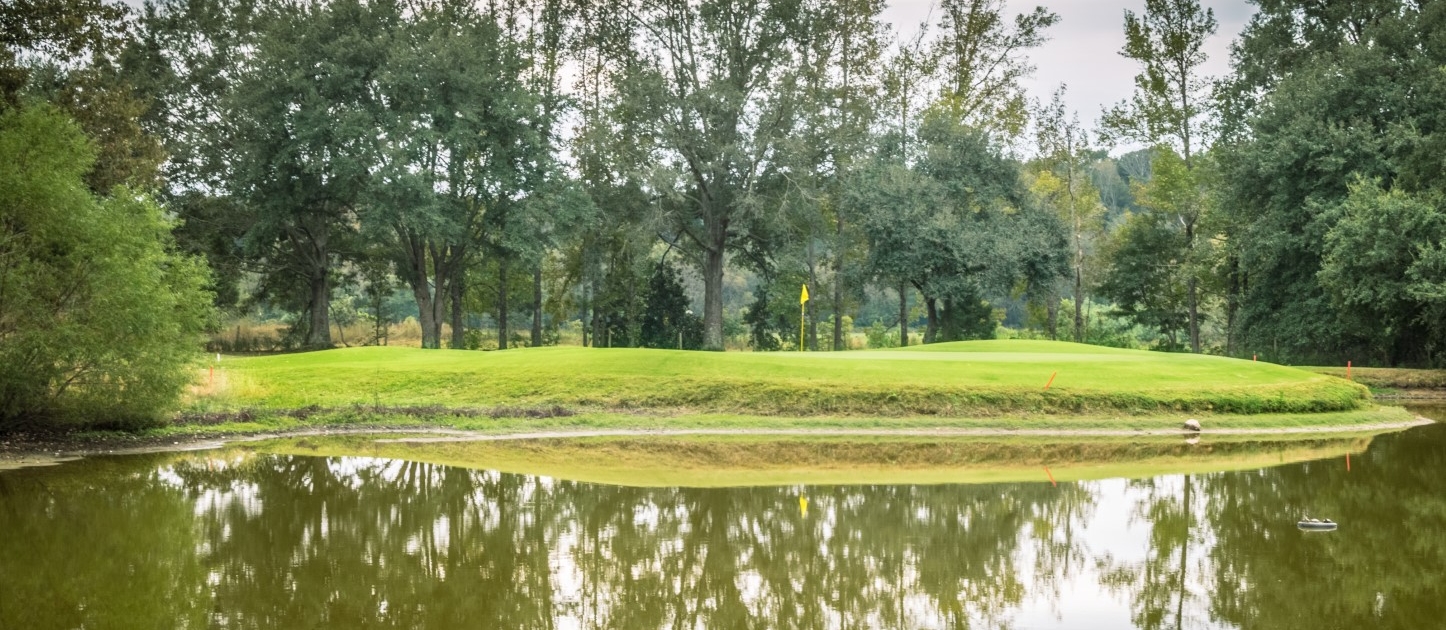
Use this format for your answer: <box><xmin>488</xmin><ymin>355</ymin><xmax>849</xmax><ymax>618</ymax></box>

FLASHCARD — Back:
<box><xmin>8</xmin><ymin>0</ymin><xmax>1446</xmax><ymax>428</ymax></box>
<box><xmin>121</xmin><ymin>0</ymin><xmax>1084</xmax><ymax>353</ymax></box>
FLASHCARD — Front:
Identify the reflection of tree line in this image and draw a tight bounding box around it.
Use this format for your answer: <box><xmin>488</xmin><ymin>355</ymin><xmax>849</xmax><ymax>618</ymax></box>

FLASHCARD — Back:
<box><xmin>1</xmin><ymin>427</ymin><xmax>1443</xmax><ymax>629</ymax></box>
<box><xmin>1098</xmin><ymin>424</ymin><xmax>1446</xmax><ymax>630</ymax></box>
<box><xmin>177</xmin><ymin>457</ymin><xmax>1102</xmax><ymax>629</ymax></box>
<box><xmin>0</xmin><ymin>453</ymin><xmax>1094</xmax><ymax>628</ymax></box>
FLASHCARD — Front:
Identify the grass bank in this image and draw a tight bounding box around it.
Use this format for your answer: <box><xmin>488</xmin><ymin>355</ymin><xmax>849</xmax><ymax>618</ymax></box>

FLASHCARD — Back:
<box><xmin>238</xmin><ymin>431</ymin><xmax>1384</xmax><ymax>487</ymax></box>
<box><xmin>195</xmin><ymin>340</ymin><xmax>1370</xmax><ymax>417</ymax></box>
<box><xmin>1304</xmin><ymin>366</ymin><xmax>1446</xmax><ymax>396</ymax></box>
<box><xmin>152</xmin><ymin>406</ymin><xmax>1417</xmax><ymax>441</ymax></box>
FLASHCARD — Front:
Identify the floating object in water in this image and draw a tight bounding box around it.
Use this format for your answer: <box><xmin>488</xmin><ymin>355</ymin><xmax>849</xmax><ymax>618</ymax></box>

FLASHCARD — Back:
<box><xmin>1297</xmin><ymin>518</ymin><xmax>1338</xmax><ymax>531</ymax></box>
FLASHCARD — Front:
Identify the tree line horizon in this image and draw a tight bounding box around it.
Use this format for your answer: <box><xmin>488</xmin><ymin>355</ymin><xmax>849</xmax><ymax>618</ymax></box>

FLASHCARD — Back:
<box><xmin>6</xmin><ymin>0</ymin><xmax>1446</xmax><ymax>427</ymax></box>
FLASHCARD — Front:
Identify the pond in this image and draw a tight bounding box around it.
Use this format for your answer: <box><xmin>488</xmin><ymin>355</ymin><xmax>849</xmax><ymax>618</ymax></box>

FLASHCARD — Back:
<box><xmin>2</xmin><ymin>416</ymin><xmax>1444</xmax><ymax>629</ymax></box>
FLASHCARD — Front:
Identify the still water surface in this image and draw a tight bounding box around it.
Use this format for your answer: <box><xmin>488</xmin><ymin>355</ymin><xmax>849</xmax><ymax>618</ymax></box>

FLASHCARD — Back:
<box><xmin>2</xmin><ymin>420</ymin><xmax>1444</xmax><ymax>629</ymax></box>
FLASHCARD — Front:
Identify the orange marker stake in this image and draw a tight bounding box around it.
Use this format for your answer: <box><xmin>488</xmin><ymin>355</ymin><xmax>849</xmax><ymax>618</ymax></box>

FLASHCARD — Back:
<box><xmin>1044</xmin><ymin>466</ymin><xmax>1057</xmax><ymax>487</ymax></box>
<box><xmin>1043</xmin><ymin>371</ymin><xmax>1058</xmax><ymax>391</ymax></box>
<box><xmin>1347</xmin><ymin>360</ymin><xmax>1352</xmax><ymax>381</ymax></box>
<box><xmin>1346</xmin><ymin>453</ymin><xmax>1351</xmax><ymax>472</ymax></box>
<box><xmin>1253</xmin><ymin>354</ymin><xmax>1257</xmax><ymax>362</ymax></box>
<box><xmin>209</xmin><ymin>365</ymin><xmax>214</xmax><ymax>387</ymax></box>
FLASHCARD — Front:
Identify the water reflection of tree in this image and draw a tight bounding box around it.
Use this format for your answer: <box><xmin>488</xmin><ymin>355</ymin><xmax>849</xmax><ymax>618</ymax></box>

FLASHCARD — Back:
<box><xmin>162</xmin><ymin>456</ymin><xmax>1097</xmax><ymax>628</ymax></box>
<box><xmin>9</xmin><ymin>430</ymin><xmax>1445</xmax><ymax>628</ymax></box>
<box><xmin>1099</xmin><ymin>474</ymin><xmax>1209</xmax><ymax>630</ymax></box>
<box><xmin>1094</xmin><ymin>425</ymin><xmax>1446</xmax><ymax>630</ymax></box>
<box><xmin>0</xmin><ymin>456</ymin><xmax>207</xmax><ymax>630</ymax></box>
<box><xmin>3</xmin><ymin>451</ymin><xmax>1102</xmax><ymax>628</ymax></box>
<box><xmin>1201</xmin><ymin>425</ymin><xmax>1446</xmax><ymax>630</ymax></box>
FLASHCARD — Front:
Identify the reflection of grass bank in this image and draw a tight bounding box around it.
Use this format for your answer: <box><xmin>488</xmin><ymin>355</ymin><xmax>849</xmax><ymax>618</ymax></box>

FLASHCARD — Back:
<box><xmin>195</xmin><ymin>341</ymin><xmax>1370</xmax><ymax>418</ymax></box>
<box><xmin>146</xmin><ymin>406</ymin><xmax>1419</xmax><ymax>441</ymax></box>
<box><xmin>243</xmin><ymin>432</ymin><xmax>1384</xmax><ymax>487</ymax></box>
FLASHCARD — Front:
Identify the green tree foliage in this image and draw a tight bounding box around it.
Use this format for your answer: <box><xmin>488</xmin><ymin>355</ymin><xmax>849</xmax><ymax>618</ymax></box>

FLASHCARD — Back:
<box><xmin>0</xmin><ymin>106</ymin><xmax>211</xmax><ymax>429</ymax></box>
<box><xmin>1218</xmin><ymin>0</ymin><xmax>1446</xmax><ymax>364</ymax></box>
<box><xmin>933</xmin><ymin>0</ymin><xmax>1059</xmax><ymax>136</ymax></box>
<box><xmin>639</xmin><ymin>264</ymin><xmax>704</xmax><ymax>350</ymax></box>
<box><xmin>1100</xmin><ymin>0</ymin><xmax>1216</xmax><ymax>353</ymax></box>
<box><xmin>3</xmin><ymin>0</ymin><xmax>164</xmax><ymax>193</ymax></box>
<box><xmin>367</xmin><ymin>0</ymin><xmax>539</xmax><ymax>350</ymax></box>
<box><xmin>1031</xmin><ymin>86</ymin><xmax>1107</xmax><ymax>342</ymax></box>
<box><xmin>1098</xmin><ymin>195</ymin><xmax>1191</xmax><ymax>351</ymax></box>
<box><xmin>853</xmin><ymin>114</ymin><xmax>1066</xmax><ymax>344</ymax></box>
<box><xmin>1318</xmin><ymin>181</ymin><xmax>1446</xmax><ymax>365</ymax></box>
<box><xmin>1099</xmin><ymin>148</ymin><xmax>1213</xmax><ymax>352</ymax></box>
<box><xmin>223</xmin><ymin>0</ymin><xmax>391</xmax><ymax>348</ymax></box>
<box><xmin>611</xmin><ymin>0</ymin><xmax>816</xmax><ymax>351</ymax></box>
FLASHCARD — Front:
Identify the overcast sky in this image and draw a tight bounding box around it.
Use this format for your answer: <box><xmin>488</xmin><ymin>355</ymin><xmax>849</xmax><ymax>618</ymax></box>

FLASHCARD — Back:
<box><xmin>881</xmin><ymin>0</ymin><xmax>1257</xmax><ymax>137</ymax></box>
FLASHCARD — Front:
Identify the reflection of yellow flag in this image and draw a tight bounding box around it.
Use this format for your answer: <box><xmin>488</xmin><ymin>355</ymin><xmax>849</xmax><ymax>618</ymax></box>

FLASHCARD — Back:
<box><xmin>800</xmin><ymin>284</ymin><xmax>810</xmax><ymax>304</ymax></box>
<box><xmin>800</xmin><ymin>496</ymin><xmax>808</xmax><ymax>518</ymax></box>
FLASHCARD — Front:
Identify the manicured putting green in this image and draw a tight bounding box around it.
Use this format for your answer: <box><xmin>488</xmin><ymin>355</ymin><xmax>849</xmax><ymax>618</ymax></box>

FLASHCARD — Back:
<box><xmin>207</xmin><ymin>340</ymin><xmax>1368</xmax><ymax>416</ymax></box>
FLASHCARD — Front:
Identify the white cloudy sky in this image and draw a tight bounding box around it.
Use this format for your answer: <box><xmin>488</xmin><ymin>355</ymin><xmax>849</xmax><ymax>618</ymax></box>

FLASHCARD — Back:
<box><xmin>881</xmin><ymin>0</ymin><xmax>1257</xmax><ymax>133</ymax></box>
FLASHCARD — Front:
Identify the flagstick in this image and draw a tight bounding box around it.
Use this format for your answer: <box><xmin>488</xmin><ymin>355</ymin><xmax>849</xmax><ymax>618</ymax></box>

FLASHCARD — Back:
<box><xmin>799</xmin><ymin>284</ymin><xmax>809</xmax><ymax>352</ymax></box>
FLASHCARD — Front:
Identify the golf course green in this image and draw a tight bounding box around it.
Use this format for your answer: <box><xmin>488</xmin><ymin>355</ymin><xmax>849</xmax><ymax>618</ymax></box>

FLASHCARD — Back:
<box><xmin>200</xmin><ymin>340</ymin><xmax>1372</xmax><ymax>418</ymax></box>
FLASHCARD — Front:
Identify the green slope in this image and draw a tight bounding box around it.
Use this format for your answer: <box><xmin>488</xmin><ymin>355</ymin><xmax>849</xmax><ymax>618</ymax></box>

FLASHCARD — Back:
<box><xmin>204</xmin><ymin>340</ymin><xmax>1369</xmax><ymax>416</ymax></box>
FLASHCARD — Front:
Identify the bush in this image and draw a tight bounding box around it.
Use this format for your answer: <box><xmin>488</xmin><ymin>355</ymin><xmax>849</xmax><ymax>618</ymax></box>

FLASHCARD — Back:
<box><xmin>865</xmin><ymin>321</ymin><xmax>897</xmax><ymax>349</ymax></box>
<box><xmin>0</xmin><ymin>106</ymin><xmax>212</xmax><ymax>430</ymax></box>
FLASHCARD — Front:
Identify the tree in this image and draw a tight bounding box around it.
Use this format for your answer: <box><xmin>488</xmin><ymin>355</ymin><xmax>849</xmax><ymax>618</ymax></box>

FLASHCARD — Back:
<box><xmin>616</xmin><ymin>0</ymin><xmax>814</xmax><ymax>350</ymax></box>
<box><xmin>854</xmin><ymin>114</ymin><xmax>1064</xmax><ymax>344</ymax></box>
<box><xmin>368</xmin><ymin>0</ymin><xmax>538</xmax><ymax>350</ymax></box>
<box><xmin>1032</xmin><ymin>85</ymin><xmax>1106</xmax><ymax>342</ymax></box>
<box><xmin>0</xmin><ymin>105</ymin><xmax>211</xmax><ymax>429</ymax></box>
<box><xmin>933</xmin><ymin>0</ymin><xmax>1059</xmax><ymax>136</ymax></box>
<box><xmin>1100</xmin><ymin>0</ymin><xmax>1216</xmax><ymax>353</ymax></box>
<box><xmin>1318</xmin><ymin>181</ymin><xmax>1446</xmax><ymax>365</ymax></box>
<box><xmin>639</xmin><ymin>263</ymin><xmax>703</xmax><ymax>350</ymax></box>
<box><xmin>225</xmin><ymin>0</ymin><xmax>390</xmax><ymax>348</ymax></box>
<box><xmin>4</xmin><ymin>0</ymin><xmax>164</xmax><ymax>193</ymax></box>
<box><xmin>1217</xmin><ymin>0</ymin><xmax>1446</xmax><ymax>364</ymax></box>
<box><xmin>1098</xmin><ymin>147</ymin><xmax>1210</xmax><ymax>351</ymax></box>
<box><xmin>1097</xmin><ymin>191</ymin><xmax>1191</xmax><ymax>351</ymax></box>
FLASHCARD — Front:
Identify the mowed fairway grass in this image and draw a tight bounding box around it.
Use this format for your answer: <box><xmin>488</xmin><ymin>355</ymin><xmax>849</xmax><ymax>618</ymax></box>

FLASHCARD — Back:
<box><xmin>204</xmin><ymin>340</ymin><xmax>1371</xmax><ymax>417</ymax></box>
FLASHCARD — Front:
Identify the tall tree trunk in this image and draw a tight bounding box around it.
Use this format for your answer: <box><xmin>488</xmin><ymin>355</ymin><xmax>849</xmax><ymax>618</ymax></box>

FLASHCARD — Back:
<box><xmin>497</xmin><ymin>258</ymin><xmax>509</xmax><ymax>350</ymax></box>
<box><xmin>1187</xmin><ymin>276</ymin><xmax>1200</xmax><ymax>353</ymax></box>
<box><xmin>898</xmin><ymin>281</ymin><xmax>908</xmax><ymax>347</ymax></box>
<box><xmin>832</xmin><ymin>215</ymin><xmax>844</xmax><ymax>351</ymax></box>
<box><xmin>531</xmin><ymin>265</ymin><xmax>543</xmax><ymax>347</ymax></box>
<box><xmin>702</xmin><ymin>235</ymin><xmax>726</xmax><ymax>351</ymax></box>
<box><xmin>591</xmin><ymin>269</ymin><xmax>605</xmax><ymax>348</ymax></box>
<box><xmin>1177</xmin><ymin>474</ymin><xmax>1192</xmax><ymax>630</ymax></box>
<box><xmin>291</xmin><ymin>222</ymin><xmax>333</xmax><ymax>349</ymax></box>
<box><xmin>410</xmin><ymin>283</ymin><xmax>436</xmax><ymax>350</ymax></box>
<box><xmin>1225</xmin><ymin>254</ymin><xmax>1241</xmax><ymax>355</ymax></box>
<box><xmin>580</xmin><ymin>281</ymin><xmax>590</xmax><ymax>348</ymax></box>
<box><xmin>806</xmin><ymin>239</ymin><xmax>818</xmax><ymax>351</ymax></box>
<box><xmin>1185</xmin><ymin>222</ymin><xmax>1200</xmax><ymax>353</ymax></box>
<box><xmin>1045</xmin><ymin>286</ymin><xmax>1059</xmax><ymax>340</ymax></box>
<box><xmin>924</xmin><ymin>296</ymin><xmax>938</xmax><ymax>344</ymax></box>
<box><xmin>625</xmin><ymin>258</ymin><xmax>637</xmax><ymax>347</ymax></box>
<box><xmin>307</xmin><ymin>266</ymin><xmax>331</xmax><ymax>348</ymax></box>
<box><xmin>426</xmin><ymin>243</ymin><xmax>448</xmax><ymax>349</ymax></box>
<box><xmin>1074</xmin><ymin>229</ymin><xmax>1085</xmax><ymax>343</ymax></box>
<box><xmin>449</xmin><ymin>265</ymin><xmax>464</xmax><ymax>349</ymax></box>
<box><xmin>398</xmin><ymin>230</ymin><xmax>437</xmax><ymax>349</ymax></box>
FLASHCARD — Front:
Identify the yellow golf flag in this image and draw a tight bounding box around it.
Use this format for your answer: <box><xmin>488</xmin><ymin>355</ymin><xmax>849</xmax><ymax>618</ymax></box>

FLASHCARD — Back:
<box><xmin>800</xmin><ymin>284</ymin><xmax>809</xmax><ymax>304</ymax></box>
